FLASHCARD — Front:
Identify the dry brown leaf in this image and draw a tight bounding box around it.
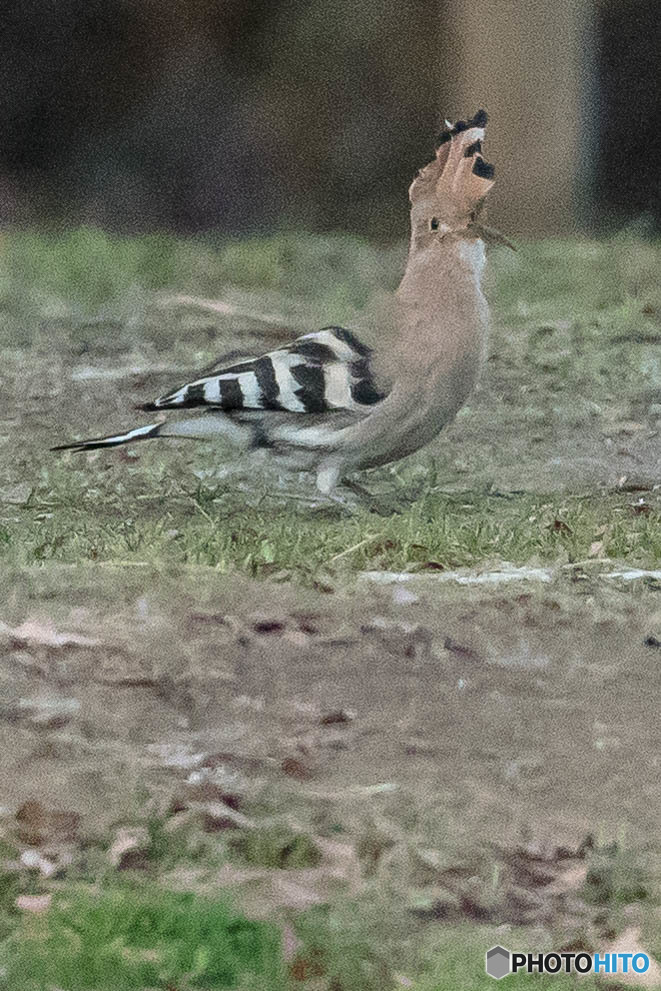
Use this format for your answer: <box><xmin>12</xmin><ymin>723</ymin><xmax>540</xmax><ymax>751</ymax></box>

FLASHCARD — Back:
<box><xmin>108</xmin><ymin>826</ymin><xmax>150</xmax><ymax>869</ymax></box>
<box><xmin>549</xmin><ymin>518</ymin><xmax>572</xmax><ymax>534</ymax></box>
<box><xmin>319</xmin><ymin>710</ymin><xmax>352</xmax><ymax>726</ymax></box>
<box><xmin>546</xmin><ymin>863</ymin><xmax>587</xmax><ymax>895</ymax></box>
<box><xmin>271</xmin><ymin>875</ymin><xmax>324</xmax><ymax>910</ymax></box>
<box><xmin>251</xmin><ymin>618</ymin><xmax>285</xmax><ymax>635</ymax></box>
<box><xmin>15</xmin><ymin>801</ymin><xmax>81</xmax><ymax>846</ymax></box>
<box><xmin>200</xmin><ymin>751</ymin><xmax>265</xmax><ymax>771</ymax></box>
<box><xmin>16</xmin><ymin>894</ymin><xmax>52</xmax><ymax>913</ymax></box>
<box><xmin>443</xmin><ymin>636</ymin><xmax>482</xmax><ymax>661</ymax></box>
<box><xmin>1</xmin><ymin>619</ymin><xmax>101</xmax><ymax>650</ymax></box>
<box><xmin>314</xmin><ymin>836</ymin><xmax>364</xmax><ymax>894</ymax></box>
<box><xmin>178</xmin><ymin>782</ymin><xmax>242</xmax><ymax>810</ymax></box>
<box><xmin>281</xmin><ymin>757</ymin><xmax>314</xmax><ymax>781</ymax></box>
<box><xmin>289</xmin><ymin>949</ymin><xmax>325</xmax><ymax>982</ymax></box>
<box><xmin>187</xmin><ymin>801</ymin><xmax>255</xmax><ymax>832</ymax></box>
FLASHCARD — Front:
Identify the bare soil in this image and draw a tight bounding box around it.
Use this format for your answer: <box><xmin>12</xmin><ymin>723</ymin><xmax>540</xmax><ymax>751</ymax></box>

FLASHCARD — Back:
<box><xmin>3</xmin><ymin>565</ymin><xmax>660</xmax><ymax>859</ymax></box>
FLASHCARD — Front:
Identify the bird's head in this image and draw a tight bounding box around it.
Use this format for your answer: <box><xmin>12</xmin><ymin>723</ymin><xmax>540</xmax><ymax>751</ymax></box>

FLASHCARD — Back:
<box><xmin>409</xmin><ymin>110</ymin><xmax>514</xmax><ymax>251</ymax></box>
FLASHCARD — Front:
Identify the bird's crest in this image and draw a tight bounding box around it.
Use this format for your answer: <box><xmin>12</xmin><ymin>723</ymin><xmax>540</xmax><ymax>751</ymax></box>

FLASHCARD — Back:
<box><xmin>409</xmin><ymin>109</ymin><xmax>495</xmax><ymax>232</ymax></box>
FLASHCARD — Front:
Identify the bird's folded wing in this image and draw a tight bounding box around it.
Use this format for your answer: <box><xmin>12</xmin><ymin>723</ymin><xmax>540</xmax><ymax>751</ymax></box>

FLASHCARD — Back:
<box><xmin>143</xmin><ymin>326</ymin><xmax>386</xmax><ymax>414</ymax></box>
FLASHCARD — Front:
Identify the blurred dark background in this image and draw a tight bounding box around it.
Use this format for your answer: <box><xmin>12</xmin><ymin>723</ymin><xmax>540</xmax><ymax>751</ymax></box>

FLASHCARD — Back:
<box><xmin>0</xmin><ymin>0</ymin><xmax>658</xmax><ymax>238</ymax></box>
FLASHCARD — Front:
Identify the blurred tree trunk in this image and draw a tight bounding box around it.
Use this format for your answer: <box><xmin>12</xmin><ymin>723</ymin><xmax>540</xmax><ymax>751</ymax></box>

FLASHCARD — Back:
<box><xmin>440</xmin><ymin>0</ymin><xmax>596</xmax><ymax>236</ymax></box>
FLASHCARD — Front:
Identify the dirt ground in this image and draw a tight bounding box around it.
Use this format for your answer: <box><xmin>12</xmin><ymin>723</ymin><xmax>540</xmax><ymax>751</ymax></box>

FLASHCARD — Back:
<box><xmin>3</xmin><ymin>564</ymin><xmax>661</xmax><ymax>859</ymax></box>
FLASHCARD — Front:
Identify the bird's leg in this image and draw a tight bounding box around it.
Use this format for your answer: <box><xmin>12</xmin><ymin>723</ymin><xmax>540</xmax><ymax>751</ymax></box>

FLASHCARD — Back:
<box><xmin>340</xmin><ymin>478</ymin><xmax>404</xmax><ymax>516</ymax></box>
<box><xmin>341</xmin><ymin>478</ymin><xmax>376</xmax><ymax>502</ymax></box>
<box><xmin>249</xmin><ymin>465</ymin><xmax>358</xmax><ymax>515</ymax></box>
<box><xmin>315</xmin><ymin>464</ymin><xmax>403</xmax><ymax>516</ymax></box>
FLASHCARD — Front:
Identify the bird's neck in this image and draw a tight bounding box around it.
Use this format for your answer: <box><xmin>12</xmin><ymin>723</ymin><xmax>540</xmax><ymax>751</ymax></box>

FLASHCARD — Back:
<box><xmin>397</xmin><ymin>236</ymin><xmax>486</xmax><ymax>313</ymax></box>
<box><xmin>394</xmin><ymin>236</ymin><xmax>488</xmax><ymax>351</ymax></box>
<box><xmin>378</xmin><ymin>235</ymin><xmax>489</xmax><ymax>401</ymax></box>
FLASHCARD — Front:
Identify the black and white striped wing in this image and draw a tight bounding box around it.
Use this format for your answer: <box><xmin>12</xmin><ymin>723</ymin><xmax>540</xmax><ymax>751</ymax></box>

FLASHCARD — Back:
<box><xmin>144</xmin><ymin>326</ymin><xmax>385</xmax><ymax>414</ymax></box>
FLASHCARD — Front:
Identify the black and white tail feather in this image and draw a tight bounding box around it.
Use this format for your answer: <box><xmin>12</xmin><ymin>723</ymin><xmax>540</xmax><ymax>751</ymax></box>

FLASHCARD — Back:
<box><xmin>52</xmin><ymin>326</ymin><xmax>387</xmax><ymax>491</ymax></box>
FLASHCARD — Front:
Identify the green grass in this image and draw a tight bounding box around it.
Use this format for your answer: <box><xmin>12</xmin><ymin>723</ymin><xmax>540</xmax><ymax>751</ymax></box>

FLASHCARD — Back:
<box><xmin>0</xmin><ymin>228</ymin><xmax>399</xmax><ymax>351</ymax></box>
<box><xmin>231</xmin><ymin>825</ymin><xmax>322</xmax><ymax>869</ymax></box>
<box><xmin>1</xmin><ymin>886</ymin><xmax>286</xmax><ymax>991</ymax></box>
<box><xmin>0</xmin><ymin>868</ymin><xmax>21</xmax><ymax>943</ymax></box>
<box><xmin>3</xmin><ymin>468</ymin><xmax>661</xmax><ymax>577</ymax></box>
<box><xmin>0</xmin><ymin>885</ymin><xmax>611</xmax><ymax>991</ymax></box>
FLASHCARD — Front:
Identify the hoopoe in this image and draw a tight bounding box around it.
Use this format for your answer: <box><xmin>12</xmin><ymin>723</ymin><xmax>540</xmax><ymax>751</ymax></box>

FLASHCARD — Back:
<box><xmin>53</xmin><ymin>110</ymin><xmax>508</xmax><ymax>502</ymax></box>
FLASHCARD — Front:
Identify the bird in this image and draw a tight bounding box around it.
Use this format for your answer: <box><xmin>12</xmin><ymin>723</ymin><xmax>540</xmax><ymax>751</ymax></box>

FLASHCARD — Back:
<box><xmin>53</xmin><ymin>110</ymin><xmax>509</xmax><ymax>506</ymax></box>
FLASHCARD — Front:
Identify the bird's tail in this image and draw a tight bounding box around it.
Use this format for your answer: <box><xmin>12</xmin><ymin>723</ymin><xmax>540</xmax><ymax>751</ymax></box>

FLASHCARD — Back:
<box><xmin>51</xmin><ymin>413</ymin><xmax>253</xmax><ymax>453</ymax></box>
<box><xmin>51</xmin><ymin>421</ymin><xmax>166</xmax><ymax>453</ymax></box>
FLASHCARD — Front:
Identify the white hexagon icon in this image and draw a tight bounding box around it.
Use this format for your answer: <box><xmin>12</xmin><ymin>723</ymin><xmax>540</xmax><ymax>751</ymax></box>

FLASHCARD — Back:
<box><xmin>486</xmin><ymin>945</ymin><xmax>511</xmax><ymax>980</ymax></box>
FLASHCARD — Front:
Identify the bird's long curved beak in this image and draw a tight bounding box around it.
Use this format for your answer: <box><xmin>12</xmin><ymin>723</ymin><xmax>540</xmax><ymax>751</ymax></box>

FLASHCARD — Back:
<box><xmin>470</xmin><ymin>222</ymin><xmax>517</xmax><ymax>251</ymax></box>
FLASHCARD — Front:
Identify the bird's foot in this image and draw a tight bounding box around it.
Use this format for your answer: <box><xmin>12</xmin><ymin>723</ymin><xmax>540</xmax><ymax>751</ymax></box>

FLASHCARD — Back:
<box><xmin>340</xmin><ymin>479</ymin><xmax>407</xmax><ymax>516</ymax></box>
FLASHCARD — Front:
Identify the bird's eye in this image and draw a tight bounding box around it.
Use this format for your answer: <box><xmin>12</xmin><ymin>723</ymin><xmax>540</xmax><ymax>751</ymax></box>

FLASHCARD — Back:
<box><xmin>430</xmin><ymin>217</ymin><xmax>439</xmax><ymax>231</ymax></box>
